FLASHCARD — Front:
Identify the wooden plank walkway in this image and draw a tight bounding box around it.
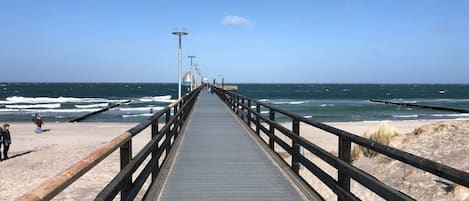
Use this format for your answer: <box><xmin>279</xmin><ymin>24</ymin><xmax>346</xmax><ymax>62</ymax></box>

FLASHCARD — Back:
<box><xmin>156</xmin><ymin>91</ymin><xmax>308</xmax><ymax>201</ymax></box>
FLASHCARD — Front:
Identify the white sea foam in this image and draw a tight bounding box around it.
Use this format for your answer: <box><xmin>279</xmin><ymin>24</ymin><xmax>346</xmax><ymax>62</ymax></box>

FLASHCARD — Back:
<box><xmin>119</xmin><ymin>107</ymin><xmax>165</xmax><ymax>112</ymax></box>
<box><xmin>260</xmin><ymin>111</ymin><xmax>269</xmax><ymax>114</ymax></box>
<box><xmin>0</xmin><ymin>96</ymin><xmax>127</xmax><ymax>104</ymax></box>
<box><xmin>122</xmin><ymin>113</ymin><xmax>154</xmax><ymax>118</ymax></box>
<box><xmin>319</xmin><ymin>104</ymin><xmax>335</xmax><ymax>107</ymax></box>
<box><xmin>75</xmin><ymin>103</ymin><xmax>109</xmax><ymax>108</ymax></box>
<box><xmin>272</xmin><ymin>100</ymin><xmax>308</xmax><ymax>105</ymax></box>
<box><xmin>258</xmin><ymin>99</ymin><xmax>269</xmax><ymax>102</ymax></box>
<box><xmin>0</xmin><ymin>109</ymin><xmax>19</xmax><ymax>112</ymax></box>
<box><xmin>5</xmin><ymin>103</ymin><xmax>61</xmax><ymax>109</ymax></box>
<box><xmin>393</xmin><ymin>114</ymin><xmax>418</xmax><ymax>118</ymax></box>
<box><xmin>431</xmin><ymin>113</ymin><xmax>469</xmax><ymax>117</ymax></box>
<box><xmin>138</xmin><ymin>95</ymin><xmax>172</xmax><ymax>102</ymax></box>
<box><xmin>304</xmin><ymin>115</ymin><xmax>313</xmax><ymax>118</ymax></box>
<box><xmin>20</xmin><ymin>108</ymin><xmax>99</xmax><ymax>113</ymax></box>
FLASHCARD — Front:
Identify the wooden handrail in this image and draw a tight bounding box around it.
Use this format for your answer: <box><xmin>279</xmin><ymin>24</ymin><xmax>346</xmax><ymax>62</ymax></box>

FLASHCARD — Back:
<box><xmin>16</xmin><ymin>86</ymin><xmax>202</xmax><ymax>201</ymax></box>
<box><xmin>214</xmin><ymin>87</ymin><xmax>469</xmax><ymax>200</ymax></box>
<box><xmin>16</xmin><ymin>132</ymin><xmax>132</xmax><ymax>201</ymax></box>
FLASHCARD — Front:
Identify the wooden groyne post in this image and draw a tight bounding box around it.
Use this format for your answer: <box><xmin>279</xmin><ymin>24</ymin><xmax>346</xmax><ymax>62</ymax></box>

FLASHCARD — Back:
<box><xmin>370</xmin><ymin>99</ymin><xmax>469</xmax><ymax>113</ymax></box>
<box><xmin>68</xmin><ymin>100</ymin><xmax>130</xmax><ymax>122</ymax></box>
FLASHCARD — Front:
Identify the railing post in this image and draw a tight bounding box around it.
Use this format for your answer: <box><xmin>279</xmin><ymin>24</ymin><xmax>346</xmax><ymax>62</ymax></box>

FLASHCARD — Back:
<box><xmin>173</xmin><ymin>105</ymin><xmax>178</xmax><ymax>133</ymax></box>
<box><xmin>292</xmin><ymin>119</ymin><xmax>300</xmax><ymax>174</ymax></box>
<box><xmin>119</xmin><ymin>140</ymin><xmax>132</xmax><ymax>200</ymax></box>
<box><xmin>151</xmin><ymin>122</ymin><xmax>159</xmax><ymax>182</ymax></box>
<box><xmin>256</xmin><ymin>103</ymin><xmax>260</xmax><ymax>135</ymax></box>
<box><xmin>230</xmin><ymin>94</ymin><xmax>234</xmax><ymax>110</ymax></box>
<box><xmin>241</xmin><ymin>97</ymin><xmax>245</xmax><ymax>121</ymax></box>
<box><xmin>269</xmin><ymin>109</ymin><xmax>275</xmax><ymax>150</ymax></box>
<box><xmin>166</xmin><ymin>110</ymin><xmax>170</xmax><ymax>124</ymax></box>
<box><xmin>247</xmin><ymin>99</ymin><xmax>251</xmax><ymax>127</ymax></box>
<box><xmin>236</xmin><ymin>96</ymin><xmax>240</xmax><ymax>116</ymax></box>
<box><xmin>338</xmin><ymin>136</ymin><xmax>352</xmax><ymax>201</ymax></box>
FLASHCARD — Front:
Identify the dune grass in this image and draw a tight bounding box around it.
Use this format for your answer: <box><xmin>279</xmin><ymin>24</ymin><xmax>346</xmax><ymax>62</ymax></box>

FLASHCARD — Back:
<box><xmin>351</xmin><ymin>123</ymin><xmax>399</xmax><ymax>161</ymax></box>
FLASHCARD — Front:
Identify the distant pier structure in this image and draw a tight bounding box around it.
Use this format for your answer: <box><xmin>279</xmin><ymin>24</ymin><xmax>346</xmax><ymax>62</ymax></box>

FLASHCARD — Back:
<box><xmin>220</xmin><ymin>85</ymin><xmax>238</xmax><ymax>91</ymax></box>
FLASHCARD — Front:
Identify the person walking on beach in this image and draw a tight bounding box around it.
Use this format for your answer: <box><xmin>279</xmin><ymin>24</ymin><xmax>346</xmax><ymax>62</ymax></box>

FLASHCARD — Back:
<box><xmin>34</xmin><ymin>114</ymin><xmax>44</xmax><ymax>133</ymax></box>
<box><xmin>0</xmin><ymin>126</ymin><xmax>3</xmax><ymax>161</ymax></box>
<box><xmin>2</xmin><ymin>124</ymin><xmax>11</xmax><ymax>160</ymax></box>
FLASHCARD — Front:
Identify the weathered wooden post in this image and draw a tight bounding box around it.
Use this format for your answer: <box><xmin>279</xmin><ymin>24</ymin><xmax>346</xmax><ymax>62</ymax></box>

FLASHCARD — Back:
<box><xmin>338</xmin><ymin>136</ymin><xmax>352</xmax><ymax>201</ymax></box>
<box><xmin>269</xmin><ymin>109</ymin><xmax>275</xmax><ymax>150</ymax></box>
<box><xmin>119</xmin><ymin>140</ymin><xmax>132</xmax><ymax>200</ymax></box>
<box><xmin>247</xmin><ymin>99</ymin><xmax>251</xmax><ymax>127</ymax></box>
<box><xmin>256</xmin><ymin>103</ymin><xmax>260</xmax><ymax>136</ymax></box>
<box><xmin>292</xmin><ymin>119</ymin><xmax>300</xmax><ymax>173</ymax></box>
<box><xmin>236</xmin><ymin>96</ymin><xmax>240</xmax><ymax>116</ymax></box>
<box><xmin>241</xmin><ymin>97</ymin><xmax>245</xmax><ymax>121</ymax></box>
<box><xmin>151</xmin><ymin>121</ymin><xmax>159</xmax><ymax>182</ymax></box>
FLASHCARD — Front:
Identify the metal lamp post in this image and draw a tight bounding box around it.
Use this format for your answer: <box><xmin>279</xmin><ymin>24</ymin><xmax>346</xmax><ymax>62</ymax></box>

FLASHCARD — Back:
<box><xmin>188</xmin><ymin>55</ymin><xmax>196</xmax><ymax>90</ymax></box>
<box><xmin>172</xmin><ymin>31</ymin><xmax>188</xmax><ymax>99</ymax></box>
<box><xmin>193</xmin><ymin>63</ymin><xmax>199</xmax><ymax>89</ymax></box>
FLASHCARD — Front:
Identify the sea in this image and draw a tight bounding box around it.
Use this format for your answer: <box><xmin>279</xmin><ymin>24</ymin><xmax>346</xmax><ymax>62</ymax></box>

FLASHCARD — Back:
<box><xmin>1</xmin><ymin>83</ymin><xmax>469</xmax><ymax>123</ymax></box>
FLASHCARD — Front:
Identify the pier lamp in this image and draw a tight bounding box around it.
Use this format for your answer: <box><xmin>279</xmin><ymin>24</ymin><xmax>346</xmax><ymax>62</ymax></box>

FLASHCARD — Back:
<box><xmin>172</xmin><ymin>31</ymin><xmax>188</xmax><ymax>99</ymax></box>
<box><xmin>188</xmin><ymin>55</ymin><xmax>196</xmax><ymax>90</ymax></box>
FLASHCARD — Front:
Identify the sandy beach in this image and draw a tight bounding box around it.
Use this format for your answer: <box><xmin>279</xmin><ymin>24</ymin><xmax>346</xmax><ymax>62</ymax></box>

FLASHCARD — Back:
<box><xmin>0</xmin><ymin>119</ymin><xmax>467</xmax><ymax>200</ymax></box>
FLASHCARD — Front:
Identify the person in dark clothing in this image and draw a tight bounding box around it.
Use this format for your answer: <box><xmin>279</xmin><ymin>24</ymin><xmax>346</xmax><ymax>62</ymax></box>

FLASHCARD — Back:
<box><xmin>0</xmin><ymin>126</ymin><xmax>3</xmax><ymax>161</ymax></box>
<box><xmin>2</xmin><ymin>124</ymin><xmax>11</xmax><ymax>160</ymax></box>
<box><xmin>34</xmin><ymin>114</ymin><xmax>44</xmax><ymax>133</ymax></box>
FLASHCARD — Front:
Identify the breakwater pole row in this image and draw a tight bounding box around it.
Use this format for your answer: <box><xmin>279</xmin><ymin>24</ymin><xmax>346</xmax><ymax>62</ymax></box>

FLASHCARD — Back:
<box><xmin>68</xmin><ymin>100</ymin><xmax>131</xmax><ymax>122</ymax></box>
<box><xmin>370</xmin><ymin>99</ymin><xmax>469</xmax><ymax>113</ymax></box>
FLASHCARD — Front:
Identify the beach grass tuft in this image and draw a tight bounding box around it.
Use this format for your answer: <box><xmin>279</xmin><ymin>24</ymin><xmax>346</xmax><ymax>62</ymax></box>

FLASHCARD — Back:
<box><xmin>352</xmin><ymin>122</ymin><xmax>399</xmax><ymax>161</ymax></box>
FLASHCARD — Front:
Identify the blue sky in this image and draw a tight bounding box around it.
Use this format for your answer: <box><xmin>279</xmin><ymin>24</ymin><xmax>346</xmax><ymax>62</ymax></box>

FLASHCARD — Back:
<box><xmin>0</xmin><ymin>0</ymin><xmax>468</xmax><ymax>83</ymax></box>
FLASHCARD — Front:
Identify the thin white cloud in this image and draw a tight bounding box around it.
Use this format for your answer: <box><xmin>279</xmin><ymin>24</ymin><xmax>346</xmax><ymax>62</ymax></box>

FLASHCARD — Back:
<box><xmin>222</xmin><ymin>15</ymin><xmax>254</xmax><ymax>28</ymax></box>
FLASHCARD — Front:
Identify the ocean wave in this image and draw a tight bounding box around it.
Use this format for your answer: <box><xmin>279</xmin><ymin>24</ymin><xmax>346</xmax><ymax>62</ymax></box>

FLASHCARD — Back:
<box><xmin>304</xmin><ymin>115</ymin><xmax>313</xmax><ymax>118</ymax></box>
<box><xmin>272</xmin><ymin>100</ymin><xmax>308</xmax><ymax>105</ymax></box>
<box><xmin>122</xmin><ymin>113</ymin><xmax>154</xmax><ymax>118</ymax></box>
<box><xmin>0</xmin><ymin>96</ymin><xmax>127</xmax><ymax>104</ymax></box>
<box><xmin>0</xmin><ymin>108</ymin><xmax>19</xmax><ymax>112</ymax></box>
<box><xmin>119</xmin><ymin>106</ymin><xmax>165</xmax><ymax>112</ymax></box>
<box><xmin>388</xmin><ymin>99</ymin><xmax>417</xmax><ymax>104</ymax></box>
<box><xmin>5</xmin><ymin>103</ymin><xmax>61</xmax><ymax>109</ymax></box>
<box><xmin>258</xmin><ymin>99</ymin><xmax>269</xmax><ymax>102</ymax></box>
<box><xmin>319</xmin><ymin>104</ymin><xmax>335</xmax><ymax>107</ymax></box>
<box><xmin>431</xmin><ymin>113</ymin><xmax>469</xmax><ymax>117</ymax></box>
<box><xmin>2</xmin><ymin>108</ymin><xmax>100</xmax><ymax>113</ymax></box>
<box><xmin>393</xmin><ymin>114</ymin><xmax>418</xmax><ymax>118</ymax></box>
<box><xmin>389</xmin><ymin>98</ymin><xmax>469</xmax><ymax>104</ymax></box>
<box><xmin>75</xmin><ymin>103</ymin><xmax>109</xmax><ymax>108</ymax></box>
<box><xmin>138</xmin><ymin>95</ymin><xmax>172</xmax><ymax>102</ymax></box>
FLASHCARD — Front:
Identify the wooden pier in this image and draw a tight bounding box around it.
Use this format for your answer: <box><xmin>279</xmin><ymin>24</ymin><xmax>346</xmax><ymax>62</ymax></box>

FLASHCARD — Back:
<box><xmin>16</xmin><ymin>86</ymin><xmax>469</xmax><ymax>201</ymax></box>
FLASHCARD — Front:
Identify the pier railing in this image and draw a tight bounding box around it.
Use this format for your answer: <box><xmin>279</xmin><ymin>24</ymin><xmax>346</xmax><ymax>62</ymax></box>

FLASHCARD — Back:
<box><xmin>214</xmin><ymin>87</ymin><xmax>469</xmax><ymax>201</ymax></box>
<box><xmin>17</xmin><ymin>87</ymin><xmax>202</xmax><ymax>201</ymax></box>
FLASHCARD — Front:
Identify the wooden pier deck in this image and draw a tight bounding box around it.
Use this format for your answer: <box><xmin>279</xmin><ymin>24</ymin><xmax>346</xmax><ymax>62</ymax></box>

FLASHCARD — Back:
<box><xmin>153</xmin><ymin>91</ymin><xmax>308</xmax><ymax>201</ymax></box>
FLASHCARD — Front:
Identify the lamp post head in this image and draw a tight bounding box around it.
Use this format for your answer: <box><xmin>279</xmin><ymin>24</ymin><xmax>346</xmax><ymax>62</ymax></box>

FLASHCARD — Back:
<box><xmin>172</xmin><ymin>31</ymin><xmax>188</xmax><ymax>36</ymax></box>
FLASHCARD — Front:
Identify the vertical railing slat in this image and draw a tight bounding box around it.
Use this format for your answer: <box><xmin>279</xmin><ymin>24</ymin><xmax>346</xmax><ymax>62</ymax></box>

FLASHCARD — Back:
<box><xmin>151</xmin><ymin>121</ymin><xmax>159</xmax><ymax>182</ymax></box>
<box><xmin>119</xmin><ymin>140</ymin><xmax>132</xmax><ymax>201</ymax></box>
<box><xmin>256</xmin><ymin>103</ymin><xmax>260</xmax><ymax>136</ymax></box>
<box><xmin>338</xmin><ymin>136</ymin><xmax>352</xmax><ymax>201</ymax></box>
<box><xmin>269</xmin><ymin>109</ymin><xmax>275</xmax><ymax>150</ymax></box>
<box><xmin>292</xmin><ymin>119</ymin><xmax>300</xmax><ymax>173</ymax></box>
